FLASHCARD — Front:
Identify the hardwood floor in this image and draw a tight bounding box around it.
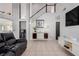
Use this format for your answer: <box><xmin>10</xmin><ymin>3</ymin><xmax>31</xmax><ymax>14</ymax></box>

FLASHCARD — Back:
<box><xmin>22</xmin><ymin>40</ymin><xmax>73</xmax><ymax>56</ymax></box>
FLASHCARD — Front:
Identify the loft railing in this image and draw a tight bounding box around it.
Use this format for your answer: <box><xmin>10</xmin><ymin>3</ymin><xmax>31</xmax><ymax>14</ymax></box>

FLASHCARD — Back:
<box><xmin>30</xmin><ymin>4</ymin><xmax>56</xmax><ymax>19</ymax></box>
<box><xmin>30</xmin><ymin>5</ymin><xmax>46</xmax><ymax>18</ymax></box>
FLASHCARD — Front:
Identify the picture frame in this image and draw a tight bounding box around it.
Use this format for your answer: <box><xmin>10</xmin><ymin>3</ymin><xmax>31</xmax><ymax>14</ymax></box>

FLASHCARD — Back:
<box><xmin>36</xmin><ymin>20</ymin><xmax>44</xmax><ymax>28</ymax></box>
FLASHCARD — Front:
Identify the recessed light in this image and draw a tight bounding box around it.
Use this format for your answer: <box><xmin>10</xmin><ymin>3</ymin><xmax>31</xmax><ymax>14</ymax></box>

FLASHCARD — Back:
<box><xmin>0</xmin><ymin>11</ymin><xmax>5</xmax><ymax>13</ymax></box>
<box><xmin>7</xmin><ymin>13</ymin><xmax>11</xmax><ymax>15</ymax></box>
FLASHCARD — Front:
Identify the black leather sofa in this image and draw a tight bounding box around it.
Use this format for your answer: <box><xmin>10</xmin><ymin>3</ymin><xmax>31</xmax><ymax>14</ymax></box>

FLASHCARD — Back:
<box><xmin>0</xmin><ymin>33</ymin><xmax>27</xmax><ymax>56</ymax></box>
<box><xmin>0</xmin><ymin>33</ymin><xmax>15</xmax><ymax>56</ymax></box>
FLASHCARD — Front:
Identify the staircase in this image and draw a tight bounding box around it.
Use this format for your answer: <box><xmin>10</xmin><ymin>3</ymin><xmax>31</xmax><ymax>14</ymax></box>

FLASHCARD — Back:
<box><xmin>30</xmin><ymin>4</ymin><xmax>56</xmax><ymax>20</ymax></box>
<box><xmin>30</xmin><ymin>4</ymin><xmax>47</xmax><ymax>21</ymax></box>
<box><xmin>29</xmin><ymin>4</ymin><xmax>55</xmax><ymax>40</ymax></box>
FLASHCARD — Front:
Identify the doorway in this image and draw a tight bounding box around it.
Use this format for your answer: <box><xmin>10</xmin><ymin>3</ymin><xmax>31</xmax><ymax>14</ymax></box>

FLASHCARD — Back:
<box><xmin>56</xmin><ymin>22</ymin><xmax>60</xmax><ymax>40</ymax></box>
<box><xmin>19</xmin><ymin>21</ymin><xmax>26</xmax><ymax>39</ymax></box>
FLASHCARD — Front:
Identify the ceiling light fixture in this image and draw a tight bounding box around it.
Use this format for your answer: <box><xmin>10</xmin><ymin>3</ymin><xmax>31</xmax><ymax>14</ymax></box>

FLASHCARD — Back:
<box><xmin>0</xmin><ymin>11</ymin><xmax>5</xmax><ymax>13</ymax></box>
<box><xmin>7</xmin><ymin>13</ymin><xmax>11</xmax><ymax>15</ymax></box>
<box><xmin>0</xmin><ymin>11</ymin><xmax>11</xmax><ymax>16</ymax></box>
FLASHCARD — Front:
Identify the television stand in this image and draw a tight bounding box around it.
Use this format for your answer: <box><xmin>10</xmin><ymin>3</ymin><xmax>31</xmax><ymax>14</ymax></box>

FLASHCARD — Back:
<box><xmin>58</xmin><ymin>36</ymin><xmax>79</xmax><ymax>56</ymax></box>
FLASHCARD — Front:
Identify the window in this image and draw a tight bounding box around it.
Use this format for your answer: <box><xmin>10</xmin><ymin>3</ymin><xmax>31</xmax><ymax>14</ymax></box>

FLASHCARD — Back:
<box><xmin>47</xmin><ymin>6</ymin><xmax>54</xmax><ymax>13</ymax></box>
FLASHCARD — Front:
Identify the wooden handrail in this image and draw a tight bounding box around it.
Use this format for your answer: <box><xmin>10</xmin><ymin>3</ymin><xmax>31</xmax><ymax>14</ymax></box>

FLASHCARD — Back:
<box><xmin>30</xmin><ymin>5</ymin><xmax>46</xmax><ymax>18</ymax></box>
<box><xmin>30</xmin><ymin>4</ymin><xmax>55</xmax><ymax>18</ymax></box>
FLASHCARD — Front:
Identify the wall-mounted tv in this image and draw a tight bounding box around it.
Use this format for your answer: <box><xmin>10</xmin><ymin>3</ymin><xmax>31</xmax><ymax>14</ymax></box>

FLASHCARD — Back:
<box><xmin>66</xmin><ymin>6</ymin><xmax>79</xmax><ymax>26</ymax></box>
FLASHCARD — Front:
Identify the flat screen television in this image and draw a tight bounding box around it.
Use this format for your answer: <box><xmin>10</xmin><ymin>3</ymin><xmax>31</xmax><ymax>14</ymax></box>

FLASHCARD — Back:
<box><xmin>66</xmin><ymin>6</ymin><xmax>79</xmax><ymax>26</ymax></box>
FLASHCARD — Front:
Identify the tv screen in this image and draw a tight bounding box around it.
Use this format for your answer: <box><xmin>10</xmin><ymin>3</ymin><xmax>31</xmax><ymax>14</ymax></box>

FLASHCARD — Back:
<box><xmin>66</xmin><ymin>6</ymin><xmax>79</xmax><ymax>26</ymax></box>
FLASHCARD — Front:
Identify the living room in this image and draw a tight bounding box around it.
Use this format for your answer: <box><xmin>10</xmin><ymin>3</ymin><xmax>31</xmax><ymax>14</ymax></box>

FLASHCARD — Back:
<box><xmin>0</xmin><ymin>2</ymin><xmax>79</xmax><ymax>57</ymax></box>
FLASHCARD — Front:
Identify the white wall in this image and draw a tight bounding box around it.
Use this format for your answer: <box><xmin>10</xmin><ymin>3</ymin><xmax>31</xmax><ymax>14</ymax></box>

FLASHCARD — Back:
<box><xmin>56</xmin><ymin>3</ymin><xmax>79</xmax><ymax>40</ymax></box>
<box><xmin>0</xmin><ymin>3</ymin><xmax>12</xmax><ymax>33</ymax></box>
<box><xmin>12</xmin><ymin>3</ymin><xmax>19</xmax><ymax>39</ymax></box>
<box><xmin>0</xmin><ymin>18</ymin><xmax>12</xmax><ymax>33</ymax></box>
<box><xmin>30</xmin><ymin>3</ymin><xmax>46</xmax><ymax>16</ymax></box>
<box><xmin>30</xmin><ymin>13</ymin><xmax>56</xmax><ymax>40</ymax></box>
<box><xmin>38</xmin><ymin>13</ymin><xmax>56</xmax><ymax>40</ymax></box>
<box><xmin>21</xmin><ymin>3</ymin><xmax>30</xmax><ymax>20</ymax></box>
<box><xmin>12</xmin><ymin>3</ymin><xmax>30</xmax><ymax>39</ymax></box>
<box><xmin>30</xmin><ymin>3</ymin><xmax>54</xmax><ymax>16</ymax></box>
<box><xmin>29</xmin><ymin>3</ymin><xmax>56</xmax><ymax>40</ymax></box>
<box><xmin>30</xmin><ymin>5</ymin><xmax>46</xmax><ymax>20</ymax></box>
<box><xmin>29</xmin><ymin>4</ymin><xmax>47</xmax><ymax>40</ymax></box>
<box><xmin>20</xmin><ymin>3</ymin><xmax>30</xmax><ymax>40</ymax></box>
<box><xmin>30</xmin><ymin>3</ymin><xmax>54</xmax><ymax>20</ymax></box>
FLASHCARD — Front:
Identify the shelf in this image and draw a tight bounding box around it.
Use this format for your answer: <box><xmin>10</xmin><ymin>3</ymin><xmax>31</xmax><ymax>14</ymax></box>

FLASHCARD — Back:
<box><xmin>58</xmin><ymin>36</ymin><xmax>79</xmax><ymax>56</ymax></box>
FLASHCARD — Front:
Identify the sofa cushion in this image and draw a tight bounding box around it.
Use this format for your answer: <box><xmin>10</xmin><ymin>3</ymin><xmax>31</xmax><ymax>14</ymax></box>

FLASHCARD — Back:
<box><xmin>4</xmin><ymin>51</ymin><xmax>15</xmax><ymax>56</ymax></box>
<box><xmin>11</xmin><ymin>43</ymin><xmax>26</xmax><ymax>52</ymax></box>
<box><xmin>0</xmin><ymin>53</ymin><xmax>5</xmax><ymax>56</ymax></box>
<box><xmin>0</xmin><ymin>42</ymin><xmax>5</xmax><ymax>48</ymax></box>
<box><xmin>16</xmin><ymin>38</ymin><xmax>27</xmax><ymax>43</ymax></box>
<box><xmin>1</xmin><ymin>33</ymin><xmax>15</xmax><ymax>41</ymax></box>
<box><xmin>6</xmin><ymin>39</ymin><xmax>16</xmax><ymax>45</ymax></box>
<box><xmin>0</xmin><ymin>34</ymin><xmax>4</xmax><ymax>42</ymax></box>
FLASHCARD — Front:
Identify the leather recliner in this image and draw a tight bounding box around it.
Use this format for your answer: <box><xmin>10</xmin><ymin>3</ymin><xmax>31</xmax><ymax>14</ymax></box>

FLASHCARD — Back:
<box><xmin>0</xmin><ymin>33</ymin><xmax>15</xmax><ymax>56</ymax></box>
<box><xmin>0</xmin><ymin>33</ymin><xmax>27</xmax><ymax>56</ymax></box>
